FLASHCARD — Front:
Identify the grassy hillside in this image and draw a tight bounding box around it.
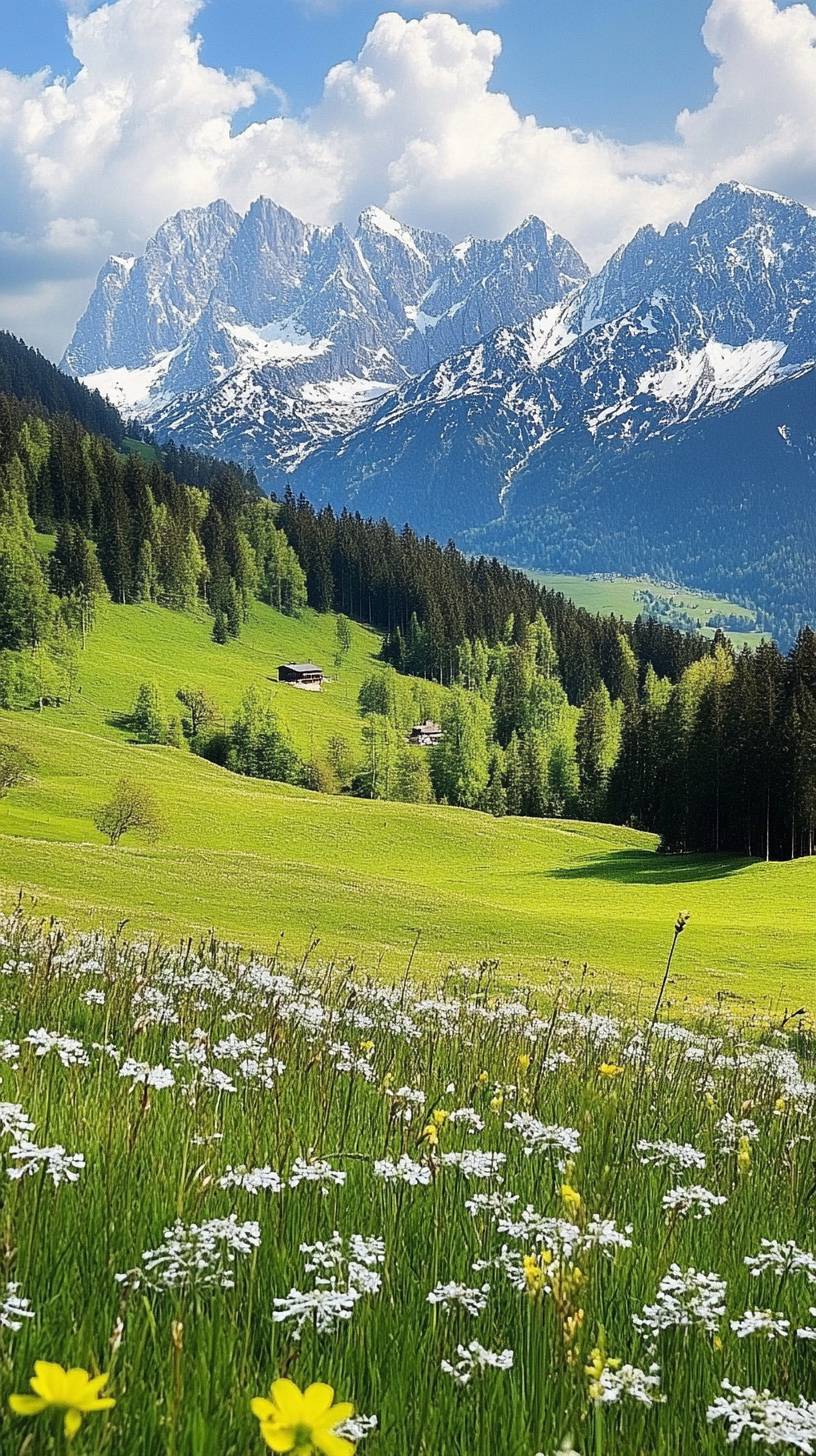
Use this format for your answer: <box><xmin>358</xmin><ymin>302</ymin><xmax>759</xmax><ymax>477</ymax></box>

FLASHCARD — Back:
<box><xmin>528</xmin><ymin>571</ymin><xmax>766</xmax><ymax>651</ymax></box>
<box><xmin>34</xmin><ymin>594</ymin><xmax>395</xmax><ymax>760</ymax></box>
<box><xmin>0</xmin><ymin>590</ymin><xmax>812</xmax><ymax>1009</ymax></box>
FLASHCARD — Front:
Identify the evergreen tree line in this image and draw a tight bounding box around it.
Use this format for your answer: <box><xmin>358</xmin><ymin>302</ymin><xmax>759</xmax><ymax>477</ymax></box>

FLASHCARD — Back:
<box><xmin>0</xmin><ymin>391</ymin><xmax>304</xmax><ymax>663</ymax></box>
<box><xmin>356</xmin><ymin>619</ymin><xmax>816</xmax><ymax>861</ymax></box>
<box><xmin>275</xmin><ymin>492</ymin><xmax>712</xmax><ymax>704</ymax></box>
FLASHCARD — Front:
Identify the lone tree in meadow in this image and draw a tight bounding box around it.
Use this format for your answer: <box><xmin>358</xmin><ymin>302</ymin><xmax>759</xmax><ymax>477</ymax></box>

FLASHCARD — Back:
<box><xmin>334</xmin><ymin>613</ymin><xmax>352</xmax><ymax>670</ymax></box>
<box><xmin>0</xmin><ymin>740</ymin><xmax>34</xmax><ymax>798</ymax></box>
<box><xmin>176</xmin><ymin>684</ymin><xmax>218</xmax><ymax>738</ymax></box>
<box><xmin>94</xmin><ymin>777</ymin><xmax>164</xmax><ymax>847</ymax></box>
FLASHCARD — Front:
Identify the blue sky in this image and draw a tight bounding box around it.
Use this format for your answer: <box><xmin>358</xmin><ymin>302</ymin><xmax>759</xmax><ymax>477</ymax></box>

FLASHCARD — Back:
<box><xmin>6</xmin><ymin>0</ymin><xmax>719</xmax><ymax>143</ymax></box>
<box><xmin>4</xmin><ymin>0</ymin><xmax>816</xmax><ymax>358</ymax></box>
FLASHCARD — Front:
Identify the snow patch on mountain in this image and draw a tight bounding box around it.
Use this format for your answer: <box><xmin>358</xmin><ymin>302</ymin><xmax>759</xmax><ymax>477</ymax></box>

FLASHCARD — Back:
<box><xmin>638</xmin><ymin>338</ymin><xmax>787</xmax><ymax>413</ymax></box>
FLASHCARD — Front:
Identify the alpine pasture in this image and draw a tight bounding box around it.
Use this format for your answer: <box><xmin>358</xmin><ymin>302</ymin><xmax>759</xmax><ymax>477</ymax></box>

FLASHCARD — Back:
<box><xmin>0</xmin><ymin>597</ymin><xmax>813</xmax><ymax>1010</ymax></box>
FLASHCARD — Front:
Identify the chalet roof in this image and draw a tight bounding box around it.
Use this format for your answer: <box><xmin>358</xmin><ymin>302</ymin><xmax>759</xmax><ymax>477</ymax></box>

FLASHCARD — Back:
<box><xmin>412</xmin><ymin>719</ymin><xmax>442</xmax><ymax>733</ymax></box>
<box><xmin>280</xmin><ymin>662</ymin><xmax>323</xmax><ymax>674</ymax></box>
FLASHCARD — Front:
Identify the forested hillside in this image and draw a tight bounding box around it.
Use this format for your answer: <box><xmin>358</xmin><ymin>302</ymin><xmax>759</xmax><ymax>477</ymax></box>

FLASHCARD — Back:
<box><xmin>0</xmin><ymin>332</ymin><xmax>814</xmax><ymax>860</ymax></box>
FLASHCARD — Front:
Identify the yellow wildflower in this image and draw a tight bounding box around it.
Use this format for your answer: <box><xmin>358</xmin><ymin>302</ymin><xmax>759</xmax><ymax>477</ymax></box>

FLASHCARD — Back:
<box><xmin>420</xmin><ymin>1121</ymin><xmax>439</xmax><ymax>1146</ymax></box>
<box><xmin>490</xmin><ymin>1091</ymin><xmax>504</xmax><ymax>1113</ymax></box>
<box><xmin>774</xmin><ymin>1096</ymin><xmax>786</xmax><ymax>1115</ymax></box>
<box><xmin>560</xmin><ymin>1182</ymin><xmax>582</xmax><ymax>1216</ymax></box>
<box><xmin>431</xmin><ymin>1108</ymin><xmax>448</xmax><ymax>1128</ymax></box>
<box><xmin>517</xmin><ymin>1053</ymin><xmax>531</xmax><ymax>1075</ymax></box>
<box><xmin>737</xmin><ymin>1135</ymin><xmax>752</xmax><ymax>1174</ymax></box>
<box><xmin>9</xmin><ymin>1362</ymin><xmax>115</xmax><ymax>1443</ymax></box>
<box><xmin>251</xmin><ymin>1379</ymin><xmax>355</xmax><ymax>1455</ymax></box>
<box><xmin>598</xmin><ymin>1062</ymin><xmax>624</xmax><ymax>1079</ymax></box>
<box><xmin>477</xmin><ymin>1071</ymin><xmax>489</xmax><ymax>1085</ymax></box>
<box><xmin>584</xmin><ymin>1339</ymin><xmax>620</xmax><ymax>1402</ymax></box>
<box><xmin>523</xmin><ymin>1252</ymin><xmax>548</xmax><ymax>1298</ymax></box>
<box><xmin>359</xmin><ymin>1040</ymin><xmax>374</xmax><ymax>1055</ymax></box>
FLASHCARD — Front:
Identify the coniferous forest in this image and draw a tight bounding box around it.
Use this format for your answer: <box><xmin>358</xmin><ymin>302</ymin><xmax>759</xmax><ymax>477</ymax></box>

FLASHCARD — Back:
<box><xmin>0</xmin><ymin>329</ymin><xmax>814</xmax><ymax>860</ymax></box>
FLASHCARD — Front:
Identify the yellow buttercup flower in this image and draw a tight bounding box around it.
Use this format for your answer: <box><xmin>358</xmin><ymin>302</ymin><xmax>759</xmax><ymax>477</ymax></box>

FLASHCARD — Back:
<box><xmin>251</xmin><ymin>1378</ymin><xmax>355</xmax><ymax>1455</ymax></box>
<box><xmin>598</xmin><ymin>1062</ymin><xmax>624</xmax><ymax>1079</ymax></box>
<box><xmin>431</xmin><ymin>1108</ymin><xmax>449</xmax><ymax>1128</ymax></box>
<box><xmin>9</xmin><ymin>1361</ymin><xmax>115</xmax><ymax>1442</ymax></box>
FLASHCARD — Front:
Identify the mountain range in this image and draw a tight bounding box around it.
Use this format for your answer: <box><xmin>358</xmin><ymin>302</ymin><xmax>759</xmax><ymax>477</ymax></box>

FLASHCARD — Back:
<box><xmin>63</xmin><ymin>182</ymin><xmax>816</xmax><ymax>642</ymax></box>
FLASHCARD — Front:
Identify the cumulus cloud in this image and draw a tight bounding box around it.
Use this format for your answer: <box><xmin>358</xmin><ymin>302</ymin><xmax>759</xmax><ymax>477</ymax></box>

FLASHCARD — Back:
<box><xmin>4</xmin><ymin>0</ymin><xmax>816</xmax><ymax>357</ymax></box>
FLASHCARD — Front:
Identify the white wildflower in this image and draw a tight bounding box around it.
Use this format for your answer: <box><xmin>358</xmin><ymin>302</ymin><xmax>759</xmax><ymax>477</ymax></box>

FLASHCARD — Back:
<box><xmin>118</xmin><ymin>1215</ymin><xmax>260</xmax><ymax>1293</ymax></box>
<box><xmin>0</xmin><ymin>1103</ymin><xmax>34</xmax><ymax>1141</ymax></box>
<box><xmin>504</xmin><ymin>1114</ymin><xmax>580</xmax><ymax>1165</ymax></box>
<box><xmin>636</xmin><ymin>1139</ymin><xmax>706</xmax><ymax>1172</ymax></box>
<box><xmin>25</xmin><ymin>1028</ymin><xmax>89</xmax><ymax>1067</ymax></box>
<box><xmin>730</xmin><ymin>1310</ymin><xmax>791</xmax><ymax>1340</ymax></box>
<box><xmin>0</xmin><ymin>1281</ymin><xmax>34</xmax><ymax>1332</ymax></box>
<box><xmin>288</xmin><ymin>1158</ymin><xmax>347</xmax><ymax>1193</ymax></box>
<box><xmin>440</xmin><ymin>1340</ymin><xmax>513</xmax><ymax>1386</ymax></box>
<box><xmin>594</xmin><ymin>1363</ymin><xmax>664</xmax><ymax>1407</ymax></box>
<box><xmin>427</xmin><ymin>1281</ymin><xmax>490</xmax><ymax>1316</ymax></box>
<box><xmin>707</xmin><ymin>1380</ymin><xmax>816</xmax><ymax>1452</ymax></box>
<box><xmin>440</xmin><ymin>1150</ymin><xmax>506</xmax><ymax>1180</ymax></box>
<box><xmin>7</xmin><ymin>1139</ymin><xmax>85</xmax><ymax>1186</ymax></box>
<box><xmin>373</xmin><ymin>1155</ymin><xmax>431</xmax><ymax>1187</ymax></box>
<box><xmin>217</xmin><ymin>1166</ymin><xmax>282</xmax><ymax>1195</ymax></box>
<box><xmin>662</xmin><ymin>1184</ymin><xmax>727</xmax><ymax>1219</ymax></box>
<box><xmin>119</xmin><ymin>1059</ymin><xmax>175</xmax><ymax>1090</ymax></box>
<box><xmin>272</xmin><ymin>1283</ymin><xmax>361</xmax><ymax>1340</ymax></box>
<box><xmin>633</xmin><ymin>1264</ymin><xmax>727</xmax><ymax>1341</ymax></box>
<box><xmin>745</xmin><ymin>1240</ymin><xmax>816</xmax><ymax>1285</ymax></box>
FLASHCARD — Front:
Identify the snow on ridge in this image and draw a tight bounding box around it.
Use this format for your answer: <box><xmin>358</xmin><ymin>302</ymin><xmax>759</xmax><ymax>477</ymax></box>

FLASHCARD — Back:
<box><xmin>360</xmin><ymin>206</ymin><xmax>423</xmax><ymax>259</ymax></box>
<box><xmin>637</xmin><ymin>338</ymin><xmax>787</xmax><ymax>411</ymax></box>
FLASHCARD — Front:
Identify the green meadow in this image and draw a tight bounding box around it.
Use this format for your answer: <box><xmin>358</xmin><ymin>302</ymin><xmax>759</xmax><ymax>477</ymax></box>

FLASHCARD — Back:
<box><xmin>0</xmin><ymin>597</ymin><xmax>813</xmax><ymax>1011</ymax></box>
<box><xmin>528</xmin><ymin>572</ymin><xmax>766</xmax><ymax>652</ymax></box>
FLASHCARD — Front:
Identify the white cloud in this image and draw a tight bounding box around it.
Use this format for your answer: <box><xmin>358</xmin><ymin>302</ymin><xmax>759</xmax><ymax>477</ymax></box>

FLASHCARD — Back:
<box><xmin>4</xmin><ymin>0</ymin><xmax>816</xmax><ymax>358</ymax></box>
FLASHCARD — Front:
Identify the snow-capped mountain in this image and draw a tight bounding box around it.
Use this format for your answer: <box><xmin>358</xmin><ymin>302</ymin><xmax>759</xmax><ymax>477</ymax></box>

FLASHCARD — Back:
<box><xmin>287</xmin><ymin>182</ymin><xmax>816</xmax><ymax>636</ymax></box>
<box><xmin>63</xmin><ymin>198</ymin><xmax>588</xmax><ymax>471</ymax></box>
<box><xmin>64</xmin><ymin>181</ymin><xmax>816</xmax><ymax>636</ymax></box>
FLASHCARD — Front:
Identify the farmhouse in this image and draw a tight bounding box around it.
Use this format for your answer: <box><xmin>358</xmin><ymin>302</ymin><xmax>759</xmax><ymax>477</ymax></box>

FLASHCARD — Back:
<box><xmin>278</xmin><ymin>662</ymin><xmax>324</xmax><ymax>691</ymax></box>
<box><xmin>408</xmin><ymin>719</ymin><xmax>443</xmax><ymax>746</ymax></box>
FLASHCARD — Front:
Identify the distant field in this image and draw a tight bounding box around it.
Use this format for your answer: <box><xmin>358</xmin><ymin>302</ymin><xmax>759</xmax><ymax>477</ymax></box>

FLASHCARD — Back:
<box><xmin>528</xmin><ymin>571</ymin><xmax>766</xmax><ymax>651</ymax></box>
<box><xmin>1</xmin><ymin>600</ymin><xmax>814</xmax><ymax>1008</ymax></box>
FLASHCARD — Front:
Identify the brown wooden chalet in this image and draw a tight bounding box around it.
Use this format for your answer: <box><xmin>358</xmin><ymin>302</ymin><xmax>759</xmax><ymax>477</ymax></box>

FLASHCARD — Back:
<box><xmin>278</xmin><ymin>662</ymin><xmax>324</xmax><ymax>690</ymax></box>
<box><xmin>408</xmin><ymin>719</ymin><xmax>443</xmax><ymax>746</ymax></box>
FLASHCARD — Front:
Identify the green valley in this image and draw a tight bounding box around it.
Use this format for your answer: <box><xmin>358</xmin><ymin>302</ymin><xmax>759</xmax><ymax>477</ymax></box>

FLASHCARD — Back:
<box><xmin>1</xmin><ymin>598</ymin><xmax>813</xmax><ymax>1010</ymax></box>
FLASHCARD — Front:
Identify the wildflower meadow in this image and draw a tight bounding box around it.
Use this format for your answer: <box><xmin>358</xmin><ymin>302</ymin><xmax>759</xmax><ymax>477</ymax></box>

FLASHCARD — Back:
<box><xmin>0</xmin><ymin>906</ymin><xmax>814</xmax><ymax>1454</ymax></box>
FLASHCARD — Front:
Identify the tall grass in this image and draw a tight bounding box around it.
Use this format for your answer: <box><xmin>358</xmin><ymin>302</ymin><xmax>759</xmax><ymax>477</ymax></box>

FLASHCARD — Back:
<box><xmin>0</xmin><ymin>907</ymin><xmax>813</xmax><ymax>1454</ymax></box>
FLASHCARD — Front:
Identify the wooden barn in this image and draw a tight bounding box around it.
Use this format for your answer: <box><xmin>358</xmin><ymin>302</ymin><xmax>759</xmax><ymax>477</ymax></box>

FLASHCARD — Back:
<box><xmin>408</xmin><ymin>719</ymin><xmax>443</xmax><ymax>746</ymax></box>
<box><xmin>278</xmin><ymin>662</ymin><xmax>324</xmax><ymax>691</ymax></box>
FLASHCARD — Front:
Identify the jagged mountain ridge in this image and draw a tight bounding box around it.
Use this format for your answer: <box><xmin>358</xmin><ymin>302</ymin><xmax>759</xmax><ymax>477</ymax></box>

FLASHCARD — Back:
<box><xmin>286</xmin><ymin>183</ymin><xmax>816</xmax><ymax>639</ymax></box>
<box><xmin>63</xmin><ymin>197</ymin><xmax>588</xmax><ymax>470</ymax></box>
<box><xmin>64</xmin><ymin>182</ymin><xmax>816</xmax><ymax>639</ymax></box>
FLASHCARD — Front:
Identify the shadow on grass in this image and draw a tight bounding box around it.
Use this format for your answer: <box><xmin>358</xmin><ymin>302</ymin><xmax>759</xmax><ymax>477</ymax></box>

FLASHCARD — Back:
<box><xmin>550</xmin><ymin>849</ymin><xmax>751</xmax><ymax>885</ymax></box>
